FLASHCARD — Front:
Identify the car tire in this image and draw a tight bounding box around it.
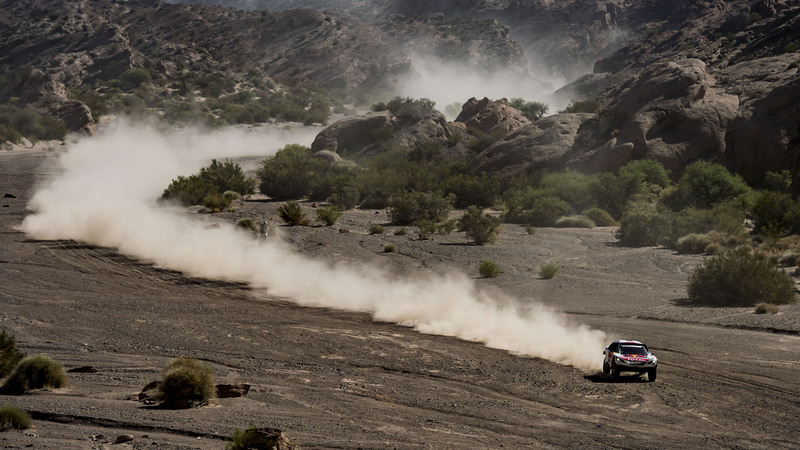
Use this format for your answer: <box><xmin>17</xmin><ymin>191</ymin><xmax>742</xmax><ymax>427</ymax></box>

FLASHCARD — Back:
<box><xmin>602</xmin><ymin>361</ymin><xmax>610</xmax><ymax>375</ymax></box>
<box><xmin>648</xmin><ymin>368</ymin><xmax>657</xmax><ymax>382</ymax></box>
<box><xmin>611</xmin><ymin>364</ymin><xmax>620</xmax><ymax>379</ymax></box>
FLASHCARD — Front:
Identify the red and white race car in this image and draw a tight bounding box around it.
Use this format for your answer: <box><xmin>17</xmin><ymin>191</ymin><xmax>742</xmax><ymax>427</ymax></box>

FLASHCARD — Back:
<box><xmin>603</xmin><ymin>340</ymin><xmax>658</xmax><ymax>381</ymax></box>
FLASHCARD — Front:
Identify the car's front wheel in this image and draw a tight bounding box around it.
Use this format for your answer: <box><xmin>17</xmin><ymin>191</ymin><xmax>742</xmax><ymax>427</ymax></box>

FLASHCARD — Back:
<box><xmin>602</xmin><ymin>360</ymin><xmax>610</xmax><ymax>375</ymax></box>
<box><xmin>648</xmin><ymin>368</ymin><xmax>657</xmax><ymax>382</ymax></box>
<box><xmin>611</xmin><ymin>364</ymin><xmax>620</xmax><ymax>379</ymax></box>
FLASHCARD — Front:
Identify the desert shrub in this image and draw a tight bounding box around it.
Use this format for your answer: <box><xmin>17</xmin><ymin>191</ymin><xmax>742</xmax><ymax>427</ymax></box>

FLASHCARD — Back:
<box><xmin>447</xmin><ymin>173</ymin><xmax>502</xmax><ymax>208</ymax></box>
<box><xmin>751</xmin><ymin>191</ymin><xmax>800</xmax><ymax>236</ymax></box>
<box><xmin>316</xmin><ymin>205</ymin><xmax>343</xmax><ymax>226</ymax></box>
<box><xmin>754</xmin><ymin>302</ymin><xmax>779</xmax><ymax>314</ymax></box>
<box><xmin>155</xmin><ymin>357</ymin><xmax>216</xmax><ymax>408</ymax></box>
<box><xmin>0</xmin><ymin>330</ymin><xmax>25</xmax><ymax>378</ymax></box>
<box><xmin>704</xmin><ymin>242</ymin><xmax>723</xmax><ymax>255</ymax></box>
<box><xmin>119</xmin><ymin>68</ymin><xmax>151</xmax><ymax>90</ymax></box>
<box><xmin>417</xmin><ymin>220</ymin><xmax>437</xmax><ymax>239</ymax></box>
<box><xmin>203</xmin><ymin>193</ymin><xmax>233</xmax><ymax>212</ymax></box>
<box><xmin>539</xmin><ymin>263</ymin><xmax>560</xmax><ymax>279</ymax></box>
<box><xmin>525</xmin><ymin>224</ymin><xmax>535</xmax><ymax>235</ymax></box>
<box><xmin>779</xmin><ymin>252</ymin><xmax>800</xmax><ymax>267</ymax></box>
<box><xmin>669</xmin><ymin>204</ymin><xmax>747</xmax><ymax>245</ymax></box>
<box><xmin>201</xmin><ymin>160</ymin><xmax>255</xmax><ymax>195</ymax></box>
<box><xmin>601</xmin><ymin>159</ymin><xmax>671</xmax><ymax>217</ymax></box>
<box><xmin>394</xmin><ymin>227</ymin><xmax>408</xmax><ymax>236</ymax></box>
<box><xmin>278</xmin><ymin>201</ymin><xmax>308</xmax><ymax>226</ymax></box>
<box><xmin>582</xmin><ymin>207</ymin><xmax>618</xmax><ymax>226</ymax></box>
<box><xmin>236</xmin><ymin>218</ymin><xmax>257</xmax><ymax>232</ymax></box>
<box><xmin>383</xmin><ymin>243</ymin><xmax>396</xmax><ymax>253</ymax></box>
<box><xmin>555</xmin><ymin>215</ymin><xmax>596</xmax><ymax>228</ymax></box>
<box><xmin>437</xmin><ymin>219</ymin><xmax>458</xmax><ymax>235</ymax></box>
<box><xmin>161</xmin><ymin>175</ymin><xmax>217</xmax><ymax>206</ymax></box>
<box><xmin>561</xmin><ymin>99</ymin><xmax>600</xmax><ymax>114</ymax></box>
<box><xmin>762</xmin><ymin>170</ymin><xmax>792</xmax><ymax>192</ymax></box>
<box><xmin>227</xmin><ymin>426</ymin><xmax>294</xmax><ymax>450</ymax></box>
<box><xmin>467</xmin><ymin>128</ymin><xmax>506</xmax><ymax>153</ymax></box>
<box><xmin>616</xmin><ymin>202</ymin><xmax>672</xmax><ymax>246</ymax></box>
<box><xmin>459</xmin><ymin>206</ymin><xmax>503</xmax><ymax>245</ymax></box>
<box><xmin>688</xmin><ymin>246</ymin><xmax>797</xmax><ymax>306</ymax></box>
<box><xmin>1</xmin><ymin>355</ymin><xmax>67</xmax><ymax>395</ymax></box>
<box><xmin>676</xmin><ymin>233</ymin><xmax>713</xmax><ymax>254</ymax></box>
<box><xmin>0</xmin><ymin>405</ymin><xmax>32</xmax><ymax>431</ymax></box>
<box><xmin>0</xmin><ymin>103</ymin><xmax>67</xmax><ymax>143</ymax></box>
<box><xmin>479</xmin><ymin>259</ymin><xmax>501</xmax><ymax>278</ymax></box>
<box><xmin>328</xmin><ymin>186</ymin><xmax>360</xmax><ymax>210</ymax></box>
<box><xmin>368</xmin><ymin>223</ymin><xmax>385</xmax><ymax>235</ymax></box>
<box><xmin>504</xmin><ymin>188</ymin><xmax>569</xmax><ymax>226</ymax></box>
<box><xmin>388</xmin><ymin>191</ymin><xmax>454</xmax><ymax>226</ymax></box>
<box><xmin>508</xmin><ymin>98</ymin><xmax>549</xmax><ymax>120</ymax></box>
<box><xmin>162</xmin><ymin>160</ymin><xmax>253</xmax><ymax>206</ymax></box>
<box><xmin>539</xmin><ymin>170</ymin><xmax>602</xmax><ymax>212</ymax></box>
<box><xmin>258</xmin><ymin>145</ymin><xmax>323</xmax><ymax>200</ymax></box>
<box><xmin>223</xmin><ymin>190</ymin><xmax>240</xmax><ymax>202</ymax></box>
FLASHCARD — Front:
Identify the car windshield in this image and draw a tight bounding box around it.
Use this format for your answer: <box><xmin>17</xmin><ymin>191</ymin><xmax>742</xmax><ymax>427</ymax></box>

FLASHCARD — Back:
<box><xmin>620</xmin><ymin>345</ymin><xmax>647</xmax><ymax>356</ymax></box>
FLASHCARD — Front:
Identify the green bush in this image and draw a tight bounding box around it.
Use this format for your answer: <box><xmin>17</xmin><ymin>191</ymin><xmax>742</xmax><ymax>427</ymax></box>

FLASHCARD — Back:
<box><xmin>236</xmin><ymin>218</ymin><xmax>257</xmax><ymax>232</ymax></box>
<box><xmin>258</xmin><ymin>145</ymin><xmax>323</xmax><ymax>200</ymax></box>
<box><xmin>561</xmin><ymin>100</ymin><xmax>600</xmax><ymax>114</ymax></box>
<box><xmin>616</xmin><ymin>202</ymin><xmax>671</xmax><ymax>246</ymax></box>
<box><xmin>0</xmin><ymin>103</ymin><xmax>67</xmax><ymax>143</ymax></box>
<box><xmin>417</xmin><ymin>220</ymin><xmax>437</xmax><ymax>239</ymax></box>
<box><xmin>539</xmin><ymin>263</ymin><xmax>560</xmax><ymax>279</ymax></box>
<box><xmin>316</xmin><ymin>205</ymin><xmax>343</xmax><ymax>226</ymax></box>
<box><xmin>155</xmin><ymin>357</ymin><xmax>216</xmax><ymax>408</ymax></box>
<box><xmin>779</xmin><ymin>252</ymin><xmax>800</xmax><ymax>267</ymax></box>
<box><xmin>0</xmin><ymin>330</ymin><xmax>25</xmax><ymax>378</ymax></box>
<box><xmin>388</xmin><ymin>191</ymin><xmax>454</xmax><ymax>226</ymax></box>
<box><xmin>504</xmin><ymin>188</ymin><xmax>569</xmax><ymax>226</ymax></box>
<box><xmin>539</xmin><ymin>170</ymin><xmax>602</xmax><ymax>212</ymax></box>
<box><xmin>436</xmin><ymin>219</ymin><xmax>458</xmax><ymax>235</ymax></box>
<box><xmin>665</xmin><ymin>160</ymin><xmax>751</xmax><ymax>210</ymax></box>
<box><xmin>508</xmin><ymin>98</ymin><xmax>549</xmax><ymax>120</ymax></box>
<box><xmin>555</xmin><ymin>215</ymin><xmax>595</xmax><ymax>228</ymax></box>
<box><xmin>162</xmin><ymin>175</ymin><xmax>217</xmax><ymax>206</ymax></box>
<box><xmin>119</xmin><ymin>68</ymin><xmax>151</xmax><ymax>90</ymax></box>
<box><xmin>525</xmin><ymin>224</ymin><xmax>535</xmax><ymax>235</ymax></box>
<box><xmin>676</xmin><ymin>233</ymin><xmax>713</xmax><ymax>254</ymax></box>
<box><xmin>203</xmin><ymin>193</ymin><xmax>233</xmax><ymax>212</ymax></box>
<box><xmin>383</xmin><ymin>243</ymin><xmax>396</xmax><ymax>253</ymax></box>
<box><xmin>0</xmin><ymin>405</ymin><xmax>32</xmax><ymax>431</ymax></box>
<box><xmin>754</xmin><ymin>302</ymin><xmax>779</xmax><ymax>314</ymax></box>
<box><xmin>368</xmin><ymin>223</ymin><xmax>385</xmax><ymax>235</ymax></box>
<box><xmin>201</xmin><ymin>160</ymin><xmax>255</xmax><ymax>195</ymax></box>
<box><xmin>687</xmin><ymin>246</ymin><xmax>797</xmax><ymax>306</ymax></box>
<box><xmin>227</xmin><ymin>426</ymin><xmax>294</xmax><ymax>450</ymax></box>
<box><xmin>328</xmin><ymin>186</ymin><xmax>360</xmax><ymax>210</ymax></box>
<box><xmin>394</xmin><ymin>227</ymin><xmax>408</xmax><ymax>236</ymax></box>
<box><xmin>582</xmin><ymin>207</ymin><xmax>618</xmax><ymax>226</ymax></box>
<box><xmin>278</xmin><ymin>201</ymin><xmax>308</xmax><ymax>226</ymax></box>
<box><xmin>751</xmin><ymin>191</ymin><xmax>800</xmax><ymax>236</ymax></box>
<box><xmin>1</xmin><ymin>355</ymin><xmax>67</xmax><ymax>395</ymax></box>
<box><xmin>479</xmin><ymin>259</ymin><xmax>501</xmax><ymax>278</ymax></box>
<box><xmin>458</xmin><ymin>206</ymin><xmax>503</xmax><ymax>245</ymax></box>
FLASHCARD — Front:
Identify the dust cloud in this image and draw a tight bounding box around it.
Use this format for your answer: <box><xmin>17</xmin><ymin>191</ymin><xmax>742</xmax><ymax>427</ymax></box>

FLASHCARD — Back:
<box><xmin>20</xmin><ymin>122</ymin><xmax>606</xmax><ymax>371</ymax></box>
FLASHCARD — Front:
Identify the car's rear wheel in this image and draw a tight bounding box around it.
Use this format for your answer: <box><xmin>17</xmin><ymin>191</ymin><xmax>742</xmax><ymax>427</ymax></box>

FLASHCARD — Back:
<box><xmin>648</xmin><ymin>368</ymin><xmax>657</xmax><ymax>382</ymax></box>
<box><xmin>602</xmin><ymin>361</ymin><xmax>610</xmax><ymax>375</ymax></box>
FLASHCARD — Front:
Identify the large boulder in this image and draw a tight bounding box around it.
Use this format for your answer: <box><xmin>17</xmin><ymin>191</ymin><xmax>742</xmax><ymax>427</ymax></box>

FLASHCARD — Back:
<box><xmin>454</xmin><ymin>97</ymin><xmax>531</xmax><ymax>135</ymax></box>
<box><xmin>310</xmin><ymin>111</ymin><xmax>393</xmax><ymax>155</ymax></box>
<box><xmin>600</xmin><ymin>59</ymin><xmax>739</xmax><ymax>172</ymax></box>
<box><xmin>469</xmin><ymin>113</ymin><xmax>597</xmax><ymax>177</ymax></box>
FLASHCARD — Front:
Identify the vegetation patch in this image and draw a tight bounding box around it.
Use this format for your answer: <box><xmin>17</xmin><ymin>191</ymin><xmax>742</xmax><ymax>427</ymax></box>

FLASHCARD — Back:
<box><xmin>316</xmin><ymin>205</ymin><xmax>343</xmax><ymax>226</ymax></box>
<box><xmin>383</xmin><ymin>243</ymin><xmax>397</xmax><ymax>253</ymax></box>
<box><xmin>687</xmin><ymin>247</ymin><xmax>797</xmax><ymax>306</ymax></box>
<box><xmin>0</xmin><ymin>330</ymin><xmax>25</xmax><ymax>378</ymax></box>
<box><xmin>0</xmin><ymin>405</ymin><xmax>32</xmax><ymax>431</ymax></box>
<box><xmin>754</xmin><ymin>302</ymin><xmax>779</xmax><ymax>314</ymax></box>
<box><xmin>555</xmin><ymin>215</ymin><xmax>595</xmax><ymax>228</ymax></box>
<box><xmin>459</xmin><ymin>206</ymin><xmax>503</xmax><ymax>245</ymax></box>
<box><xmin>539</xmin><ymin>263</ymin><xmax>560</xmax><ymax>279</ymax></box>
<box><xmin>155</xmin><ymin>357</ymin><xmax>216</xmax><ymax>409</ymax></box>
<box><xmin>479</xmin><ymin>259</ymin><xmax>501</xmax><ymax>278</ymax></box>
<box><xmin>1</xmin><ymin>355</ymin><xmax>67</xmax><ymax>395</ymax></box>
<box><xmin>278</xmin><ymin>201</ymin><xmax>308</xmax><ymax>226</ymax></box>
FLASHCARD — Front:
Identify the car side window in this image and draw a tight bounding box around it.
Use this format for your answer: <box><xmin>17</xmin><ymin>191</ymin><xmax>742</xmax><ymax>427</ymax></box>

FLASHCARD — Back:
<box><xmin>609</xmin><ymin>342</ymin><xmax>619</xmax><ymax>352</ymax></box>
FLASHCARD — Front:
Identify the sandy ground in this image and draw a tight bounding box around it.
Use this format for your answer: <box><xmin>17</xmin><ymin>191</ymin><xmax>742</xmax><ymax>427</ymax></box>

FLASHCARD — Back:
<box><xmin>1</xmin><ymin>145</ymin><xmax>799</xmax><ymax>448</ymax></box>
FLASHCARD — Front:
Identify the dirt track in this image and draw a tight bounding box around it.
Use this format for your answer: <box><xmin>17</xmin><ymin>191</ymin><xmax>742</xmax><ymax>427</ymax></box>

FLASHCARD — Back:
<box><xmin>2</xmin><ymin>147</ymin><xmax>800</xmax><ymax>449</ymax></box>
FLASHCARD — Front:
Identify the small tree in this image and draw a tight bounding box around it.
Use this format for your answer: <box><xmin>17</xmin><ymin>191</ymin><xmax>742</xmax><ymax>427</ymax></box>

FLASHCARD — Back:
<box><xmin>459</xmin><ymin>206</ymin><xmax>503</xmax><ymax>245</ymax></box>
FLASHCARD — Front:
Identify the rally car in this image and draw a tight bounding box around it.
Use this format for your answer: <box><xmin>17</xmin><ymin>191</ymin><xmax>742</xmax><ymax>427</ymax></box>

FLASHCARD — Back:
<box><xmin>602</xmin><ymin>340</ymin><xmax>658</xmax><ymax>381</ymax></box>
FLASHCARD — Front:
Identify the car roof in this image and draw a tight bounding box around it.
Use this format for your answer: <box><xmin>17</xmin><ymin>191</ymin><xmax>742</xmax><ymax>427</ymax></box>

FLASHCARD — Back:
<box><xmin>615</xmin><ymin>340</ymin><xmax>645</xmax><ymax>345</ymax></box>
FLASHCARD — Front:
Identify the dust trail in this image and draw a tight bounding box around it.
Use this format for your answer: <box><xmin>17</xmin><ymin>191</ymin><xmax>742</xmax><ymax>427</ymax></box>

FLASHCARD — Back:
<box><xmin>20</xmin><ymin>122</ymin><xmax>606</xmax><ymax>371</ymax></box>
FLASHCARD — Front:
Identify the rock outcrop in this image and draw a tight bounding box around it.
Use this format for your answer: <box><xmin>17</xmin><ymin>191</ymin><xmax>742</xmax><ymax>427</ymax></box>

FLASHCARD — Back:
<box><xmin>454</xmin><ymin>97</ymin><xmax>530</xmax><ymax>135</ymax></box>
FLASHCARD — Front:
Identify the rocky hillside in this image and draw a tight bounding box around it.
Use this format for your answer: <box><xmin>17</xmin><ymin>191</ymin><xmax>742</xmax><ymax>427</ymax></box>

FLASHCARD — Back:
<box><xmin>0</xmin><ymin>0</ymin><xmax>525</xmax><ymax>135</ymax></box>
